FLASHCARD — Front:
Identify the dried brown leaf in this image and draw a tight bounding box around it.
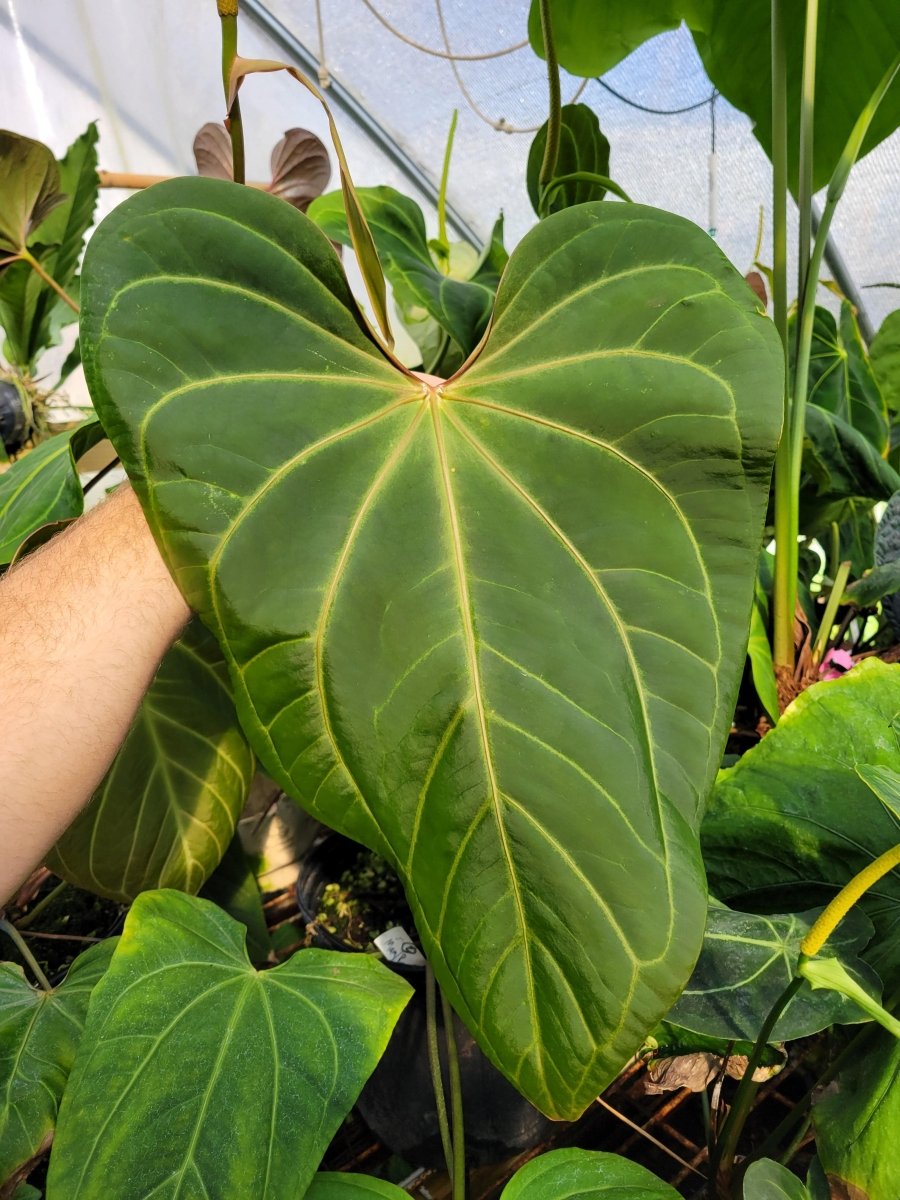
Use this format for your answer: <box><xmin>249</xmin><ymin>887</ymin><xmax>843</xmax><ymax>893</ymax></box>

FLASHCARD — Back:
<box><xmin>193</xmin><ymin>123</ymin><xmax>233</xmax><ymax>182</ymax></box>
<box><xmin>268</xmin><ymin>128</ymin><xmax>331</xmax><ymax>211</ymax></box>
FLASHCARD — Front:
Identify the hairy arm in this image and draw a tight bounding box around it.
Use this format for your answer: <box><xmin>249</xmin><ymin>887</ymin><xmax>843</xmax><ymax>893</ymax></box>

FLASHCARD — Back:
<box><xmin>0</xmin><ymin>486</ymin><xmax>190</xmax><ymax>903</ymax></box>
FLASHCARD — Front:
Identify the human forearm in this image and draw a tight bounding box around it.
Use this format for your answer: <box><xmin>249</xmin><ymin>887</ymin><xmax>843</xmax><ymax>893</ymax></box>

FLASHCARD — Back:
<box><xmin>0</xmin><ymin>486</ymin><xmax>190</xmax><ymax>902</ymax></box>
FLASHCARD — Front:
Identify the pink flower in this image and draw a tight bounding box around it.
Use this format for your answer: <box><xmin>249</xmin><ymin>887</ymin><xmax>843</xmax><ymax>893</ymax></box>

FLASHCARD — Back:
<box><xmin>820</xmin><ymin>648</ymin><xmax>854</xmax><ymax>680</ymax></box>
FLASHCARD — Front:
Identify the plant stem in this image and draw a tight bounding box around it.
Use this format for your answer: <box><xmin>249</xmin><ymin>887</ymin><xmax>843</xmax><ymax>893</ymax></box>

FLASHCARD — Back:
<box><xmin>796</xmin><ymin>0</ymin><xmax>819</xmax><ymax>328</ymax></box>
<box><xmin>537</xmin><ymin>0</ymin><xmax>561</xmax><ymax>190</ymax></box>
<box><xmin>436</xmin><ymin>109</ymin><xmax>458</xmax><ymax>260</ymax></box>
<box><xmin>441</xmin><ymin>989</ymin><xmax>466</xmax><ymax>1200</ymax></box>
<box><xmin>770</xmin><ymin>0</ymin><xmax>794</xmax><ymax>674</ymax></box>
<box><xmin>541</xmin><ymin>171</ymin><xmax>633</xmax><ymax>212</ymax></box>
<box><xmin>812</xmin><ymin>559</ymin><xmax>850</xmax><ymax>661</ymax></box>
<box><xmin>425</xmin><ymin>964</ymin><xmax>455</xmax><ymax>1180</ymax></box>
<box><xmin>218</xmin><ymin>2</ymin><xmax>245</xmax><ymax>184</ymax></box>
<box><xmin>710</xmin><ymin>976</ymin><xmax>804</xmax><ymax>1193</ymax></box>
<box><xmin>19</xmin><ymin>249</ymin><xmax>79</xmax><ymax>313</ymax></box>
<box><xmin>0</xmin><ymin>918</ymin><xmax>52</xmax><ymax>991</ymax></box>
<box><xmin>16</xmin><ymin>879</ymin><xmax>68</xmax><ymax>930</ymax></box>
<box><xmin>802</xmin><ymin>843</ymin><xmax>900</xmax><ymax>956</ymax></box>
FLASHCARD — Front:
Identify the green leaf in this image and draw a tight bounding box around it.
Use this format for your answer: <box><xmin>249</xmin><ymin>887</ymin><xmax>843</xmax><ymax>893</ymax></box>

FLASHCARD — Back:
<box><xmin>858</xmin><ymin>763</ymin><xmax>900</xmax><ymax>827</ymax></box>
<box><xmin>0</xmin><ymin>130</ymin><xmax>64</xmax><ymax>254</ymax></box>
<box><xmin>200</xmin><ymin>832</ymin><xmax>272</xmax><ymax>963</ymax></box>
<box><xmin>499</xmin><ymin>1148</ymin><xmax>680</xmax><ymax>1199</ymax></box>
<box><xmin>0</xmin><ymin>940</ymin><xmax>115</xmax><ymax>1186</ymax></box>
<box><xmin>815</xmin><ymin>1028</ymin><xmax>900</xmax><ymax>1200</ymax></box>
<box><xmin>801</xmin><ymin>406</ymin><xmax>900</xmax><ymax>535</ymax></box>
<box><xmin>843</xmin><ymin>560</ymin><xmax>900</xmax><ymax>607</ymax></box>
<box><xmin>875</xmin><ymin>489</ymin><xmax>900</xmax><ymax>634</ymax></box>
<box><xmin>871</xmin><ymin>310</ymin><xmax>900</xmax><ymax>414</ymax></box>
<box><xmin>527</xmin><ymin>104</ymin><xmax>611</xmax><ymax>217</ymax></box>
<box><xmin>308</xmin><ymin>185</ymin><xmax>494</xmax><ymax>364</ymax></box>
<box><xmin>12</xmin><ymin>1185</ymin><xmax>42</xmax><ymax>1199</ymax></box>
<box><xmin>702</xmin><ymin>659</ymin><xmax>900</xmax><ymax>988</ymax></box>
<box><xmin>743</xmin><ymin>1159</ymin><xmax>810</xmax><ymax>1200</ymax></box>
<box><xmin>79</xmin><ymin>180</ymin><xmax>783</xmax><ymax>1119</ymax></box>
<box><xmin>794</xmin><ymin>304</ymin><xmax>889</xmax><ymax>455</ymax></box>
<box><xmin>527</xmin><ymin>1</ymin><xmax>710</xmax><ymax>80</ymax></box>
<box><xmin>48</xmin><ymin>621</ymin><xmax>255</xmax><ymax>902</ymax></box>
<box><xmin>668</xmin><ymin>906</ymin><xmax>880</xmax><ymax>1042</ymax></box>
<box><xmin>307</xmin><ymin>1177</ymin><xmax>406</xmax><ymax>1200</ymax></box>
<box><xmin>799</xmin><ymin>955</ymin><xmax>900</xmax><ymax>1040</ymax></box>
<box><xmin>0</xmin><ymin>421</ymin><xmax>104</xmax><ymax>565</ymax></box>
<box><xmin>748</xmin><ymin>588</ymin><xmax>779</xmax><ymax>725</ymax></box>
<box><xmin>46</xmin><ymin>891</ymin><xmax>411</xmax><ymax>1200</ymax></box>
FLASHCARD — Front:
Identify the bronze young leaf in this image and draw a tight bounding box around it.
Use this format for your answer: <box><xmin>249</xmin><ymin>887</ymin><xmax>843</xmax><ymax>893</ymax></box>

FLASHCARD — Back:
<box><xmin>79</xmin><ymin>179</ymin><xmax>783</xmax><ymax>1119</ymax></box>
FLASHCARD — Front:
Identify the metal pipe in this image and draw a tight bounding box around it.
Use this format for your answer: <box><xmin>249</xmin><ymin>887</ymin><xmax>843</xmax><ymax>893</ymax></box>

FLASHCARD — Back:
<box><xmin>812</xmin><ymin>202</ymin><xmax>875</xmax><ymax>343</ymax></box>
<box><xmin>240</xmin><ymin>0</ymin><xmax>484</xmax><ymax>248</ymax></box>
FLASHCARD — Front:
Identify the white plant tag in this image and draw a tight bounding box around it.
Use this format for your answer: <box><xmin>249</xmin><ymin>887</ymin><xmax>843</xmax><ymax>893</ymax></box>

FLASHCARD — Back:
<box><xmin>374</xmin><ymin>926</ymin><xmax>426</xmax><ymax>968</ymax></box>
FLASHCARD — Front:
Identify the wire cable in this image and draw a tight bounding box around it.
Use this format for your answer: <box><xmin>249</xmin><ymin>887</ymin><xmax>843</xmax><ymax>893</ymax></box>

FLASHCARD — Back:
<box><xmin>597</xmin><ymin>76</ymin><xmax>717</xmax><ymax>116</ymax></box>
<box><xmin>359</xmin><ymin>0</ymin><xmax>527</xmax><ymax>61</ymax></box>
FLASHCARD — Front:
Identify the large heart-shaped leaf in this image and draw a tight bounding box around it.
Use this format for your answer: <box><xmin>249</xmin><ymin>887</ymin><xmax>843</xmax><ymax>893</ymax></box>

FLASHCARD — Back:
<box><xmin>80</xmin><ymin>178</ymin><xmax>782</xmax><ymax>1118</ymax></box>
<box><xmin>814</xmin><ymin>1028</ymin><xmax>900</xmax><ymax>1200</ymax></box>
<box><xmin>47</xmin><ymin>621</ymin><xmax>255</xmax><ymax>901</ymax></box>
<box><xmin>0</xmin><ymin>940</ymin><xmax>115</xmax><ymax>1187</ymax></box>
<box><xmin>702</xmin><ymin>660</ymin><xmax>900</xmax><ymax>987</ymax></box>
<box><xmin>0</xmin><ymin>421</ymin><xmax>104</xmax><ymax>566</ymax></box>
<box><xmin>46</xmin><ymin>891</ymin><xmax>411</xmax><ymax>1199</ymax></box>
<box><xmin>667</xmin><ymin>905</ymin><xmax>880</xmax><ymax>1042</ymax></box>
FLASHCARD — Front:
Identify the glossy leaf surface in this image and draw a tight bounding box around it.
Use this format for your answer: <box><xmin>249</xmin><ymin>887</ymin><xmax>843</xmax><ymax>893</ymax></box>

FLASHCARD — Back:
<box><xmin>527</xmin><ymin>104</ymin><xmax>611</xmax><ymax>216</ymax></box>
<box><xmin>814</xmin><ymin>1028</ymin><xmax>900</xmax><ymax>1200</ymax></box>
<box><xmin>668</xmin><ymin>905</ymin><xmax>880</xmax><ymax>1041</ymax></box>
<box><xmin>47</xmin><ymin>891</ymin><xmax>411</xmax><ymax>1199</ymax></box>
<box><xmin>48</xmin><ymin>621</ymin><xmax>254</xmax><ymax>901</ymax></box>
<box><xmin>742</xmin><ymin>1160</ymin><xmax>810</xmax><ymax>1200</ymax></box>
<box><xmin>0</xmin><ymin>941</ymin><xmax>115</xmax><ymax>1186</ymax></box>
<box><xmin>703</xmin><ymin>660</ymin><xmax>900</xmax><ymax>987</ymax></box>
<box><xmin>81</xmin><ymin>179</ymin><xmax>782</xmax><ymax>1118</ymax></box>
<box><xmin>0</xmin><ymin>420</ymin><xmax>103</xmax><ymax>565</ymax></box>
<box><xmin>500</xmin><ymin>1149</ymin><xmax>680</xmax><ymax>1199</ymax></box>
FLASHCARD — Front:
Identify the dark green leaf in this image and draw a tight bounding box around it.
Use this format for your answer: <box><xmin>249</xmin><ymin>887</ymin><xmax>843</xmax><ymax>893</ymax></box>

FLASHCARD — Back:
<box><xmin>46</xmin><ymin>891</ymin><xmax>411</xmax><ymax>1200</ymax></box>
<box><xmin>527</xmin><ymin>1</ymin><xmax>709</xmax><ymax>80</ymax></box>
<box><xmin>307</xmin><ymin>185</ymin><xmax>494</xmax><ymax>362</ymax></box>
<box><xmin>12</xmin><ymin>1185</ymin><xmax>42</xmax><ymax>1199</ymax></box>
<box><xmin>668</xmin><ymin>905</ymin><xmax>880</xmax><ymax>1041</ymax></box>
<box><xmin>814</xmin><ymin>1028</ymin><xmax>900</xmax><ymax>1200</ymax></box>
<box><xmin>0</xmin><ymin>131</ymin><xmax>63</xmax><ymax>254</ymax></box>
<box><xmin>0</xmin><ymin>421</ymin><xmax>104</xmax><ymax>565</ymax></box>
<box><xmin>500</xmin><ymin>1148</ymin><xmax>680</xmax><ymax>1199</ymax></box>
<box><xmin>527</xmin><ymin>104</ymin><xmax>611</xmax><ymax>217</ymax></box>
<box><xmin>0</xmin><ymin>941</ymin><xmax>115</xmax><ymax>1185</ymax></box>
<box><xmin>80</xmin><ymin>180</ymin><xmax>783</xmax><ymax>1119</ymax></box>
<box><xmin>843</xmin><ymin>560</ymin><xmax>900</xmax><ymax>606</ymax></box>
<box><xmin>802</xmin><ymin>405</ymin><xmax>900</xmax><ymax>509</ymax></box>
<box><xmin>794</xmin><ymin>304</ymin><xmax>889</xmax><ymax>455</ymax></box>
<box><xmin>875</xmin><ymin>489</ymin><xmax>900</xmax><ymax>634</ymax></box>
<box><xmin>199</xmin><ymin>832</ymin><xmax>271</xmax><ymax>962</ymax></box>
<box><xmin>702</xmin><ymin>660</ymin><xmax>900</xmax><ymax>987</ymax></box>
<box><xmin>748</xmin><ymin>590</ymin><xmax>779</xmax><ymax>725</ymax></box>
<box><xmin>871</xmin><ymin>310</ymin><xmax>900</xmax><ymax>413</ymax></box>
<box><xmin>743</xmin><ymin>1160</ymin><xmax>810</xmax><ymax>1200</ymax></box>
<box><xmin>48</xmin><ymin>621</ymin><xmax>255</xmax><ymax>902</ymax></box>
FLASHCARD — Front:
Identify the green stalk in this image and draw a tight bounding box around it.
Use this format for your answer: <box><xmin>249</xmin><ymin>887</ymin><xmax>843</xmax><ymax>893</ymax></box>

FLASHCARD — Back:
<box><xmin>16</xmin><ymin>879</ymin><xmax>68</xmax><ymax>930</ymax></box>
<box><xmin>0</xmin><ymin>918</ymin><xmax>52</xmax><ymax>991</ymax></box>
<box><xmin>770</xmin><ymin>0</ymin><xmax>794</xmax><ymax>673</ymax></box>
<box><xmin>218</xmin><ymin>1</ymin><xmax>245</xmax><ymax>184</ymax></box>
<box><xmin>710</xmin><ymin>976</ymin><xmax>804</xmax><ymax>1192</ymax></box>
<box><xmin>436</xmin><ymin>109</ymin><xmax>458</xmax><ymax>266</ymax></box>
<box><xmin>812</xmin><ymin>559</ymin><xmax>850</xmax><ymax>661</ymax></box>
<box><xmin>540</xmin><ymin>172</ymin><xmax>633</xmax><ymax>214</ymax></box>
<box><xmin>425</xmin><ymin>964</ymin><xmax>455</xmax><ymax>1179</ymax></box>
<box><xmin>441</xmin><ymin>989</ymin><xmax>467</xmax><ymax>1200</ymax></box>
<box><xmin>796</xmin><ymin>0</ymin><xmax>819</xmax><ymax>326</ymax></box>
<box><xmin>789</xmin><ymin>50</ymin><xmax>900</xmax><ymax>511</ymax></box>
<box><xmin>537</xmin><ymin>0</ymin><xmax>561</xmax><ymax>189</ymax></box>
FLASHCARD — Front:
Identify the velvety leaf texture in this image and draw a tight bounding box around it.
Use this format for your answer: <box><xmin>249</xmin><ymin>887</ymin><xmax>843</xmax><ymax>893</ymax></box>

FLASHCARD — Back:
<box><xmin>46</xmin><ymin>892</ymin><xmax>411</xmax><ymax>1199</ymax></box>
<box><xmin>0</xmin><ymin>941</ymin><xmax>115</xmax><ymax>1186</ymax></box>
<box><xmin>48</xmin><ymin>621</ymin><xmax>255</xmax><ymax>901</ymax></box>
<box><xmin>80</xmin><ymin>179</ymin><xmax>783</xmax><ymax>1119</ymax></box>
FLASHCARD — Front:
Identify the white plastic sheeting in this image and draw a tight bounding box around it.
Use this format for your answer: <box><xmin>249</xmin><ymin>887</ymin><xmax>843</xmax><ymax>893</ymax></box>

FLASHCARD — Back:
<box><xmin>2</xmin><ymin>0</ymin><xmax>899</xmax><ymax>345</ymax></box>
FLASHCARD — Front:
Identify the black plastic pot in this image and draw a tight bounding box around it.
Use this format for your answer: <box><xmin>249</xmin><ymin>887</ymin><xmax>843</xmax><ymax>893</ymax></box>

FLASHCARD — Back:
<box><xmin>0</xmin><ymin>380</ymin><xmax>26</xmax><ymax>455</ymax></box>
<box><xmin>296</xmin><ymin>834</ymin><xmax>558</xmax><ymax>1168</ymax></box>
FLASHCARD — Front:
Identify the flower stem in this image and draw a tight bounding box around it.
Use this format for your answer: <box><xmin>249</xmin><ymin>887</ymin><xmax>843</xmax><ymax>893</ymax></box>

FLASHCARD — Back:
<box><xmin>425</xmin><ymin>964</ymin><xmax>455</xmax><ymax>1180</ymax></box>
<box><xmin>218</xmin><ymin>3</ymin><xmax>245</xmax><ymax>184</ymax></box>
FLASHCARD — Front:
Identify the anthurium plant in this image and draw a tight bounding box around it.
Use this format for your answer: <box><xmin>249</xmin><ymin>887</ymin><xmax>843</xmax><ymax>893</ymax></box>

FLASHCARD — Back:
<box><xmin>1</xmin><ymin>2</ymin><xmax>899</xmax><ymax>1199</ymax></box>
